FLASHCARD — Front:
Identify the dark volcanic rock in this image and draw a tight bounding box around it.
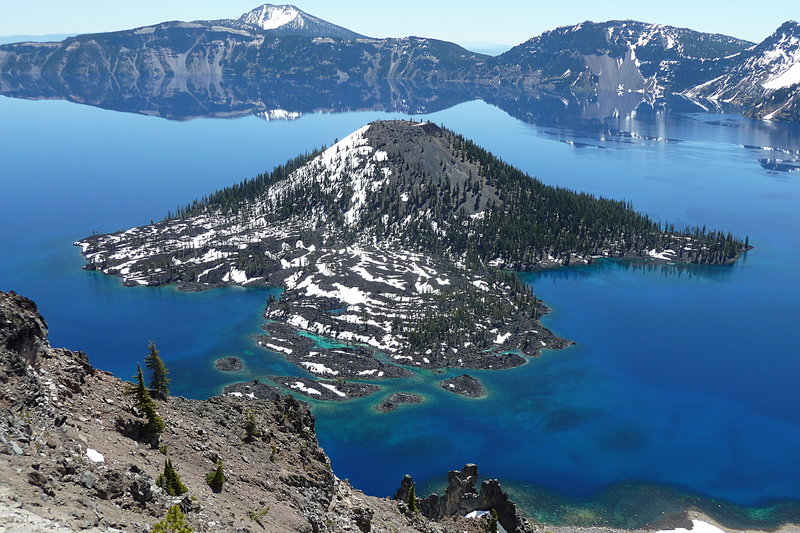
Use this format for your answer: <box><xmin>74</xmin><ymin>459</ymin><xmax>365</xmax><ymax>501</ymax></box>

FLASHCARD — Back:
<box><xmin>396</xmin><ymin>464</ymin><xmax>534</xmax><ymax>533</ymax></box>
<box><xmin>273</xmin><ymin>376</ymin><xmax>380</xmax><ymax>402</ymax></box>
<box><xmin>0</xmin><ymin>291</ymin><xmax>48</xmax><ymax>372</ymax></box>
<box><xmin>440</xmin><ymin>374</ymin><xmax>487</xmax><ymax>398</ymax></box>
<box><xmin>214</xmin><ymin>356</ymin><xmax>243</xmax><ymax>372</ymax></box>
<box><xmin>375</xmin><ymin>393</ymin><xmax>424</xmax><ymax>413</ymax></box>
<box><xmin>257</xmin><ymin>321</ymin><xmax>413</xmax><ymax>380</ymax></box>
<box><xmin>222</xmin><ymin>379</ymin><xmax>280</xmax><ymax>400</ymax></box>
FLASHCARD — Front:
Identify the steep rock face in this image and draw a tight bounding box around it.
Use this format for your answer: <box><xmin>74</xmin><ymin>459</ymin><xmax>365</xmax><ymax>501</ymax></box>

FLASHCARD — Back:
<box><xmin>0</xmin><ymin>291</ymin><xmax>49</xmax><ymax>371</ymax></box>
<box><xmin>0</xmin><ymin>20</ymin><xmax>485</xmax><ymax>83</ymax></box>
<box><xmin>0</xmin><ymin>291</ymin><xmax>483</xmax><ymax>532</ymax></box>
<box><xmin>0</xmin><ymin>24</ymin><xmax>258</xmax><ymax>80</ymax></box>
<box><xmin>747</xmin><ymin>82</ymin><xmax>800</xmax><ymax>121</ymax></box>
<box><xmin>478</xmin><ymin>20</ymin><xmax>752</xmax><ymax>95</ymax></box>
<box><xmin>686</xmin><ymin>21</ymin><xmax>800</xmax><ymax>116</ymax></box>
<box><xmin>395</xmin><ymin>464</ymin><xmax>534</xmax><ymax>533</ymax></box>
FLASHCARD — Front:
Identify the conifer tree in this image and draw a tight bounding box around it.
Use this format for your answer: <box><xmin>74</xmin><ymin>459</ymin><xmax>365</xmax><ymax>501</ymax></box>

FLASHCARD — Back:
<box><xmin>126</xmin><ymin>364</ymin><xmax>164</xmax><ymax>439</ymax></box>
<box><xmin>407</xmin><ymin>483</ymin><xmax>419</xmax><ymax>513</ymax></box>
<box><xmin>206</xmin><ymin>460</ymin><xmax>225</xmax><ymax>493</ymax></box>
<box><xmin>152</xmin><ymin>505</ymin><xmax>193</xmax><ymax>533</ymax></box>
<box><xmin>244</xmin><ymin>411</ymin><xmax>259</xmax><ymax>441</ymax></box>
<box><xmin>157</xmin><ymin>458</ymin><xmax>188</xmax><ymax>496</ymax></box>
<box><xmin>126</xmin><ymin>364</ymin><xmax>149</xmax><ymax>406</ymax></box>
<box><xmin>145</xmin><ymin>341</ymin><xmax>170</xmax><ymax>400</ymax></box>
<box><xmin>488</xmin><ymin>509</ymin><xmax>499</xmax><ymax>533</ymax></box>
<box><xmin>141</xmin><ymin>396</ymin><xmax>165</xmax><ymax>437</ymax></box>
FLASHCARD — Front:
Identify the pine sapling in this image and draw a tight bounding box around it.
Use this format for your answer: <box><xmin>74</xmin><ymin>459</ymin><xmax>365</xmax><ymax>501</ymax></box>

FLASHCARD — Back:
<box><xmin>407</xmin><ymin>482</ymin><xmax>419</xmax><ymax>513</ymax></box>
<box><xmin>157</xmin><ymin>458</ymin><xmax>188</xmax><ymax>496</ymax></box>
<box><xmin>206</xmin><ymin>460</ymin><xmax>225</xmax><ymax>493</ymax></box>
<box><xmin>488</xmin><ymin>508</ymin><xmax>499</xmax><ymax>533</ymax></box>
<box><xmin>244</xmin><ymin>411</ymin><xmax>259</xmax><ymax>441</ymax></box>
<box><xmin>152</xmin><ymin>505</ymin><xmax>193</xmax><ymax>533</ymax></box>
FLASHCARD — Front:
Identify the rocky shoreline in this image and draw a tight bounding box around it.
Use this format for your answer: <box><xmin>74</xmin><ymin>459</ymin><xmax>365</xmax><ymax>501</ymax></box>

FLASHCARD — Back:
<box><xmin>271</xmin><ymin>376</ymin><xmax>381</xmax><ymax>402</ymax></box>
<box><xmin>221</xmin><ymin>379</ymin><xmax>279</xmax><ymax>400</ymax></box>
<box><xmin>255</xmin><ymin>320</ymin><xmax>413</xmax><ymax>380</ymax></box>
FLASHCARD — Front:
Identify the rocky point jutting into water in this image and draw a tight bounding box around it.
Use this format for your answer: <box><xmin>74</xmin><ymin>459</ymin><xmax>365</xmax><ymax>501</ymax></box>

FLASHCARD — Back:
<box><xmin>75</xmin><ymin>121</ymin><xmax>748</xmax><ymax>399</ymax></box>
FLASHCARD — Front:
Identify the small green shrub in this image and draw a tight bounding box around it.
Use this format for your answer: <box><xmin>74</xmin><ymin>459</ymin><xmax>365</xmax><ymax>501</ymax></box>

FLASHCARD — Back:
<box><xmin>244</xmin><ymin>411</ymin><xmax>259</xmax><ymax>440</ymax></box>
<box><xmin>156</xmin><ymin>458</ymin><xmax>188</xmax><ymax>496</ymax></box>
<box><xmin>206</xmin><ymin>460</ymin><xmax>225</xmax><ymax>493</ymax></box>
<box><xmin>247</xmin><ymin>506</ymin><xmax>270</xmax><ymax>528</ymax></box>
<box><xmin>407</xmin><ymin>483</ymin><xmax>419</xmax><ymax>513</ymax></box>
<box><xmin>152</xmin><ymin>505</ymin><xmax>193</xmax><ymax>533</ymax></box>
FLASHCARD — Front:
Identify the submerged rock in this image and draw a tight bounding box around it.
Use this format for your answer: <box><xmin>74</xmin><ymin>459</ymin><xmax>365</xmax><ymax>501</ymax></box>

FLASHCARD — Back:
<box><xmin>375</xmin><ymin>392</ymin><xmax>424</xmax><ymax>413</ymax></box>
<box><xmin>214</xmin><ymin>356</ymin><xmax>243</xmax><ymax>372</ymax></box>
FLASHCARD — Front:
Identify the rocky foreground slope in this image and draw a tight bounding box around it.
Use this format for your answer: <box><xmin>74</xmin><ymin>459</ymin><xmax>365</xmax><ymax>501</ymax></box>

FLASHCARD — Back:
<box><xmin>0</xmin><ymin>290</ymin><xmax>515</xmax><ymax>532</ymax></box>
<box><xmin>1</xmin><ymin>293</ymin><xmax>791</xmax><ymax>533</ymax></box>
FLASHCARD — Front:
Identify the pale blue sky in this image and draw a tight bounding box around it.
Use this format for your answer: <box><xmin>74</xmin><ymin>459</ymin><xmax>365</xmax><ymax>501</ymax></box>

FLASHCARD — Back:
<box><xmin>0</xmin><ymin>1</ymin><xmax>795</xmax><ymax>45</ymax></box>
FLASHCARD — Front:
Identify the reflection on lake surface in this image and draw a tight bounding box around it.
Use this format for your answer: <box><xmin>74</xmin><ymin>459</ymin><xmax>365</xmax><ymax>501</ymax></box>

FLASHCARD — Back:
<box><xmin>3</xmin><ymin>71</ymin><xmax>800</xmax><ymax>173</ymax></box>
<box><xmin>2</xmin><ymin>74</ymin><xmax>800</xmax><ymax>527</ymax></box>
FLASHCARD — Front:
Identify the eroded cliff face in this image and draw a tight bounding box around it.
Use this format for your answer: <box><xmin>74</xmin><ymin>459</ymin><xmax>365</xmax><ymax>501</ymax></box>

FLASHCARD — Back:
<box><xmin>0</xmin><ymin>24</ymin><xmax>484</xmax><ymax>85</ymax></box>
<box><xmin>0</xmin><ymin>291</ymin><xmax>488</xmax><ymax>533</ymax></box>
<box><xmin>471</xmin><ymin>20</ymin><xmax>752</xmax><ymax>96</ymax></box>
<box><xmin>395</xmin><ymin>464</ymin><xmax>535</xmax><ymax>533</ymax></box>
<box><xmin>684</xmin><ymin>21</ymin><xmax>800</xmax><ymax>120</ymax></box>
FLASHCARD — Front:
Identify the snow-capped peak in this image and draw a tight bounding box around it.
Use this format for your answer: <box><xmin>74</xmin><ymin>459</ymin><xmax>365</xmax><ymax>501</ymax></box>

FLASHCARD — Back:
<box><xmin>238</xmin><ymin>4</ymin><xmax>304</xmax><ymax>31</ymax></box>
<box><xmin>760</xmin><ymin>21</ymin><xmax>800</xmax><ymax>89</ymax></box>
<box><xmin>233</xmin><ymin>3</ymin><xmax>366</xmax><ymax>39</ymax></box>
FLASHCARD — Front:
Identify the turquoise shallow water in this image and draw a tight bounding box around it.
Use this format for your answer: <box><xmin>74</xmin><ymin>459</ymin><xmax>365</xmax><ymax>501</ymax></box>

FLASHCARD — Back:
<box><xmin>2</xmin><ymin>94</ymin><xmax>800</xmax><ymax>525</ymax></box>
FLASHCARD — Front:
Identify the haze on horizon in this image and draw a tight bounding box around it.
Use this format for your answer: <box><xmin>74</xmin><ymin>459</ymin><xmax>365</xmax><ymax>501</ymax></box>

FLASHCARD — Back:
<box><xmin>0</xmin><ymin>0</ymin><xmax>794</xmax><ymax>47</ymax></box>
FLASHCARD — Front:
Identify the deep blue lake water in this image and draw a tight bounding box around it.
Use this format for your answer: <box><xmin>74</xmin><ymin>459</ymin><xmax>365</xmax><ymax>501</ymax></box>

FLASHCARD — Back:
<box><xmin>2</xmin><ymin>94</ymin><xmax>800</xmax><ymax>526</ymax></box>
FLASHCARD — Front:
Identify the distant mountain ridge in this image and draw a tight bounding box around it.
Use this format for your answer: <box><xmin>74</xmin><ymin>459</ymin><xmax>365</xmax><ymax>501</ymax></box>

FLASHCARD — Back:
<box><xmin>482</xmin><ymin>20</ymin><xmax>753</xmax><ymax>95</ymax></box>
<box><xmin>0</xmin><ymin>5</ymin><xmax>798</xmax><ymax>122</ymax></box>
<box><xmin>0</xmin><ymin>4</ymin><xmax>485</xmax><ymax>84</ymax></box>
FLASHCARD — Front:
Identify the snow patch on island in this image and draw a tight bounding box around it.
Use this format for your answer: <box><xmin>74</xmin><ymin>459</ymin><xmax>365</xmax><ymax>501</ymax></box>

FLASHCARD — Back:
<box><xmin>290</xmin><ymin>381</ymin><xmax>321</xmax><ymax>395</ymax></box>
